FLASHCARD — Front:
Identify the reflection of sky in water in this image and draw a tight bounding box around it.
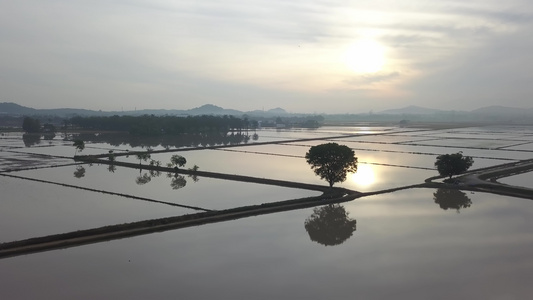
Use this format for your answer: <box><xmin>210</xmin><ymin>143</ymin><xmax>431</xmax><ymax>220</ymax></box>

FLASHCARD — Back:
<box><xmin>11</xmin><ymin>164</ymin><xmax>320</xmax><ymax>211</ymax></box>
<box><xmin>0</xmin><ymin>151</ymin><xmax>71</xmax><ymax>170</ymax></box>
<box><xmin>116</xmin><ymin>148</ymin><xmax>435</xmax><ymax>192</ymax></box>
<box><xmin>400</xmin><ymin>138</ymin><xmax>520</xmax><ymax>149</ymax></box>
<box><xmin>1</xmin><ymin>189</ymin><xmax>532</xmax><ymax>299</ymax></box>
<box><xmin>9</xmin><ymin>144</ymin><xmax>108</xmax><ymax>157</ymax></box>
<box><xmin>291</xmin><ymin>139</ymin><xmax>533</xmax><ymax>161</ymax></box>
<box><xmin>505</xmin><ymin>142</ymin><xmax>533</xmax><ymax>151</ymax></box>
<box><xmin>0</xmin><ymin>176</ymin><xmax>196</xmax><ymax>242</ymax></box>
<box><xmin>2</xmin><ymin>127</ymin><xmax>533</xmax><ymax>298</ymax></box>
<box><xmin>497</xmin><ymin>172</ymin><xmax>533</xmax><ymax>188</ymax></box>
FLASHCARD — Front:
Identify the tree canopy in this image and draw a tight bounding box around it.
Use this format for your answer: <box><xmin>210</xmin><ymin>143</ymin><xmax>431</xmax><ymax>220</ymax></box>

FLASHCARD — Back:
<box><xmin>170</xmin><ymin>155</ymin><xmax>187</xmax><ymax>169</ymax></box>
<box><xmin>22</xmin><ymin>116</ymin><xmax>40</xmax><ymax>133</ymax></box>
<box><xmin>73</xmin><ymin>139</ymin><xmax>85</xmax><ymax>155</ymax></box>
<box><xmin>435</xmin><ymin>152</ymin><xmax>474</xmax><ymax>179</ymax></box>
<box><xmin>305</xmin><ymin>143</ymin><xmax>357</xmax><ymax>187</ymax></box>
<box><xmin>68</xmin><ymin>114</ymin><xmax>250</xmax><ymax>136</ymax></box>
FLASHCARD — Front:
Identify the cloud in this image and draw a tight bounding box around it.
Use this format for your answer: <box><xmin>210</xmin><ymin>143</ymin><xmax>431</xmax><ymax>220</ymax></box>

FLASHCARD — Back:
<box><xmin>344</xmin><ymin>72</ymin><xmax>401</xmax><ymax>86</ymax></box>
<box><xmin>1</xmin><ymin>0</ymin><xmax>533</xmax><ymax>113</ymax></box>
<box><xmin>401</xmin><ymin>24</ymin><xmax>533</xmax><ymax>110</ymax></box>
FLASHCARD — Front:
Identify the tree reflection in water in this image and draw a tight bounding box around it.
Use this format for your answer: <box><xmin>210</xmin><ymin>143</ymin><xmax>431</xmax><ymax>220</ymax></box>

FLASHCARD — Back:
<box><xmin>22</xmin><ymin>134</ymin><xmax>41</xmax><ymax>147</ymax></box>
<box><xmin>73</xmin><ymin>165</ymin><xmax>86</xmax><ymax>178</ymax></box>
<box><xmin>304</xmin><ymin>204</ymin><xmax>357</xmax><ymax>246</ymax></box>
<box><xmin>170</xmin><ymin>174</ymin><xmax>187</xmax><ymax>190</ymax></box>
<box><xmin>42</xmin><ymin>133</ymin><xmax>56</xmax><ymax>141</ymax></box>
<box><xmin>433</xmin><ymin>188</ymin><xmax>472</xmax><ymax>212</ymax></box>
<box><xmin>107</xmin><ymin>164</ymin><xmax>116</xmax><ymax>173</ymax></box>
<box><xmin>70</xmin><ymin>131</ymin><xmax>258</xmax><ymax>149</ymax></box>
<box><xmin>135</xmin><ymin>172</ymin><xmax>152</xmax><ymax>185</ymax></box>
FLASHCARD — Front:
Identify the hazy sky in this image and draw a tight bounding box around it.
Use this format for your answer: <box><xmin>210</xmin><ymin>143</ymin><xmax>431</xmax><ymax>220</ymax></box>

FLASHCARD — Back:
<box><xmin>1</xmin><ymin>0</ymin><xmax>532</xmax><ymax>113</ymax></box>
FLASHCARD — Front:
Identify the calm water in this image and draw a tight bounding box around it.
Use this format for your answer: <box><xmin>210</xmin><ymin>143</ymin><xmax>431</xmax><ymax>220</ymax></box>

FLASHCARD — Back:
<box><xmin>1</xmin><ymin>125</ymin><xmax>533</xmax><ymax>299</ymax></box>
<box><xmin>0</xmin><ymin>189</ymin><xmax>532</xmax><ymax>299</ymax></box>
<box><xmin>498</xmin><ymin>171</ymin><xmax>533</xmax><ymax>188</ymax></box>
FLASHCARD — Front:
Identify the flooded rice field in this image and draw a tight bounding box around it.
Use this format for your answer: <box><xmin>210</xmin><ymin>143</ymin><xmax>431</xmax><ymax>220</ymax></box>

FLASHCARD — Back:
<box><xmin>0</xmin><ymin>125</ymin><xmax>532</xmax><ymax>299</ymax></box>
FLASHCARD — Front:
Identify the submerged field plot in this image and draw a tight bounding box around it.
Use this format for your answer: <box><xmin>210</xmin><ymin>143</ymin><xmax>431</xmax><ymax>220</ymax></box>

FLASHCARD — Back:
<box><xmin>1</xmin><ymin>125</ymin><xmax>533</xmax><ymax>299</ymax></box>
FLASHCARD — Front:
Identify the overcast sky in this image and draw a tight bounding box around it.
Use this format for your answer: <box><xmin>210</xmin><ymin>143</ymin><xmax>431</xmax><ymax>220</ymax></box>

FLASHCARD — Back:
<box><xmin>1</xmin><ymin>0</ymin><xmax>532</xmax><ymax>113</ymax></box>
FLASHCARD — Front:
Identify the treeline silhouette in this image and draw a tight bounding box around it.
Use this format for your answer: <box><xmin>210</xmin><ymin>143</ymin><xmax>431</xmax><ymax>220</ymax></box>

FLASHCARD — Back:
<box><xmin>68</xmin><ymin>115</ymin><xmax>254</xmax><ymax>136</ymax></box>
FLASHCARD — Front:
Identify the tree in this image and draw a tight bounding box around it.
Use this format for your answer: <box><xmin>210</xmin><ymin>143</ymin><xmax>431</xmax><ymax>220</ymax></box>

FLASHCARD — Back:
<box><xmin>169</xmin><ymin>154</ymin><xmax>187</xmax><ymax>169</ymax></box>
<box><xmin>435</xmin><ymin>152</ymin><xmax>474</xmax><ymax>179</ymax></box>
<box><xmin>136</xmin><ymin>152</ymin><xmax>151</xmax><ymax>168</ymax></box>
<box><xmin>188</xmin><ymin>164</ymin><xmax>200</xmax><ymax>182</ymax></box>
<box><xmin>433</xmin><ymin>188</ymin><xmax>472</xmax><ymax>212</ymax></box>
<box><xmin>108</xmin><ymin>150</ymin><xmax>115</xmax><ymax>162</ymax></box>
<box><xmin>73</xmin><ymin>139</ymin><xmax>85</xmax><ymax>156</ymax></box>
<box><xmin>304</xmin><ymin>204</ymin><xmax>357</xmax><ymax>246</ymax></box>
<box><xmin>22</xmin><ymin>117</ymin><xmax>40</xmax><ymax>133</ymax></box>
<box><xmin>305</xmin><ymin>143</ymin><xmax>358</xmax><ymax>187</ymax></box>
<box><xmin>42</xmin><ymin>123</ymin><xmax>56</xmax><ymax>133</ymax></box>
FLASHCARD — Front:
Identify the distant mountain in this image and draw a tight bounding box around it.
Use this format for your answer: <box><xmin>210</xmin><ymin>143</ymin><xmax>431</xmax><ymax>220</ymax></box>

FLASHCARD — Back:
<box><xmin>0</xmin><ymin>102</ymin><xmax>103</xmax><ymax>116</ymax></box>
<box><xmin>379</xmin><ymin>105</ymin><xmax>444</xmax><ymax>115</ymax></box>
<box><xmin>4</xmin><ymin>101</ymin><xmax>532</xmax><ymax>121</ymax></box>
<box><xmin>0</xmin><ymin>102</ymin><xmax>37</xmax><ymax>115</ymax></box>
<box><xmin>0</xmin><ymin>102</ymin><xmax>290</xmax><ymax>118</ymax></box>
<box><xmin>188</xmin><ymin>104</ymin><xmax>242</xmax><ymax>115</ymax></box>
<box><xmin>267</xmin><ymin>107</ymin><xmax>288</xmax><ymax>114</ymax></box>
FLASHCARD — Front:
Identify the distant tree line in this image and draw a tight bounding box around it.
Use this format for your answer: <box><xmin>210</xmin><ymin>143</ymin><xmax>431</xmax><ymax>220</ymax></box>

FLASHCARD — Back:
<box><xmin>22</xmin><ymin>116</ymin><xmax>56</xmax><ymax>134</ymax></box>
<box><xmin>68</xmin><ymin>115</ymin><xmax>254</xmax><ymax>136</ymax></box>
<box><xmin>257</xmin><ymin>115</ymin><xmax>324</xmax><ymax>128</ymax></box>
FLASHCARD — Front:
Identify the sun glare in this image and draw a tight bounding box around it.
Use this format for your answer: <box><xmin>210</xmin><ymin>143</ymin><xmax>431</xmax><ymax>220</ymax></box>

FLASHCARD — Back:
<box><xmin>351</xmin><ymin>164</ymin><xmax>376</xmax><ymax>186</ymax></box>
<box><xmin>344</xmin><ymin>40</ymin><xmax>385</xmax><ymax>73</ymax></box>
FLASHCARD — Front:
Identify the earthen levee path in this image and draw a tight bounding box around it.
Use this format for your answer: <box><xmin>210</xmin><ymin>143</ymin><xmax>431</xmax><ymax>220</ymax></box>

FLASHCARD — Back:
<box><xmin>424</xmin><ymin>158</ymin><xmax>533</xmax><ymax>200</ymax></box>
<box><xmin>455</xmin><ymin>159</ymin><xmax>533</xmax><ymax>199</ymax></box>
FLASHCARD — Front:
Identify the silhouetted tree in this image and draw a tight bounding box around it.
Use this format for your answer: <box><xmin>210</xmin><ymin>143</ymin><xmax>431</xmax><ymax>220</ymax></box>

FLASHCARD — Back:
<box><xmin>107</xmin><ymin>150</ymin><xmax>115</xmax><ymax>162</ymax></box>
<box><xmin>68</xmin><ymin>114</ymin><xmax>250</xmax><ymax>136</ymax></box>
<box><xmin>433</xmin><ymin>188</ymin><xmax>472</xmax><ymax>212</ymax></box>
<box><xmin>169</xmin><ymin>155</ymin><xmax>187</xmax><ymax>169</ymax></box>
<box><xmin>147</xmin><ymin>160</ymin><xmax>162</xmax><ymax>177</ymax></box>
<box><xmin>136</xmin><ymin>152</ymin><xmax>151</xmax><ymax>168</ymax></box>
<box><xmin>42</xmin><ymin>123</ymin><xmax>56</xmax><ymax>133</ymax></box>
<box><xmin>305</xmin><ymin>143</ymin><xmax>358</xmax><ymax>187</ymax></box>
<box><xmin>22</xmin><ymin>117</ymin><xmax>40</xmax><ymax>133</ymax></box>
<box><xmin>435</xmin><ymin>152</ymin><xmax>474</xmax><ymax>179</ymax></box>
<box><xmin>304</xmin><ymin>204</ymin><xmax>357</xmax><ymax>246</ymax></box>
<box><xmin>42</xmin><ymin>132</ymin><xmax>56</xmax><ymax>140</ymax></box>
<box><xmin>73</xmin><ymin>139</ymin><xmax>85</xmax><ymax>156</ymax></box>
<box><xmin>188</xmin><ymin>164</ymin><xmax>200</xmax><ymax>182</ymax></box>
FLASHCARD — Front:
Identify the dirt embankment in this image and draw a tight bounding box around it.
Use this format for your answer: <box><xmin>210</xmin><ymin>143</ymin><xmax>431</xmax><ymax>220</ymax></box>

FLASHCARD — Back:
<box><xmin>428</xmin><ymin>158</ymin><xmax>533</xmax><ymax>200</ymax></box>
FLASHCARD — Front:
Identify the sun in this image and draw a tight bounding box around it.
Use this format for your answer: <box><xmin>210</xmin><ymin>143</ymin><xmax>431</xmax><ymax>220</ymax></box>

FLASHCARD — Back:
<box><xmin>351</xmin><ymin>164</ymin><xmax>376</xmax><ymax>186</ymax></box>
<box><xmin>344</xmin><ymin>39</ymin><xmax>385</xmax><ymax>73</ymax></box>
